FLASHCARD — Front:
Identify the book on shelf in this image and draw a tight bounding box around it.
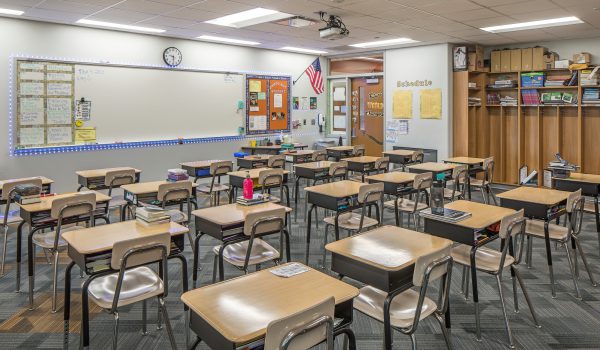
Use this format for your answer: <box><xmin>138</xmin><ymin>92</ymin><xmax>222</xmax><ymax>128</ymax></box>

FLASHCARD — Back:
<box><xmin>420</xmin><ymin>208</ymin><xmax>472</xmax><ymax>223</ymax></box>
<box><xmin>521</xmin><ymin>89</ymin><xmax>540</xmax><ymax>105</ymax></box>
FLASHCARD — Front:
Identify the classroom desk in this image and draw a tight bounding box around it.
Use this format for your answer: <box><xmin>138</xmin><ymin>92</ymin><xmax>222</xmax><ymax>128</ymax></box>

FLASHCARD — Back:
<box><xmin>182</xmin><ymin>263</ymin><xmax>359</xmax><ymax>350</ymax></box>
<box><xmin>422</xmin><ymin>200</ymin><xmax>514</xmax><ymax>340</ymax></box>
<box><xmin>235</xmin><ymin>155</ymin><xmax>270</xmax><ymax>170</ymax></box>
<box><xmin>121</xmin><ymin>180</ymin><xmax>199</xmax><ymax>208</ymax></box>
<box><xmin>382</xmin><ymin>149</ymin><xmax>415</xmax><ymax>169</ymax></box>
<box><xmin>407</xmin><ymin>162</ymin><xmax>456</xmax><ymax>178</ymax></box>
<box><xmin>0</xmin><ymin>176</ymin><xmax>53</xmax><ymax>204</ymax></box>
<box><xmin>497</xmin><ymin>186</ymin><xmax>570</xmax><ymax>297</ymax></box>
<box><xmin>366</xmin><ymin>172</ymin><xmax>416</xmax><ymax>225</ymax></box>
<box><xmin>444</xmin><ymin>157</ymin><xmax>485</xmax><ymax>200</ymax></box>
<box><xmin>282</xmin><ymin>149</ymin><xmax>315</xmax><ymax>165</ymax></box>
<box><xmin>292</xmin><ymin>161</ymin><xmax>332</xmax><ymax>221</ymax></box>
<box><xmin>61</xmin><ymin>220</ymin><xmax>189</xmax><ymax>349</ymax></box>
<box><xmin>326</xmin><ymin>146</ymin><xmax>354</xmax><ymax>161</ymax></box>
<box><xmin>227</xmin><ymin>168</ymin><xmax>290</xmax><ymax>206</ymax></box>
<box><xmin>326</xmin><ymin>225</ymin><xmax>452</xmax><ymax>350</ymax></box>
<box><xmin>76</xmin><ymin>167</ymin><xmax>141</xmax><ymax>191</ymax></box>
<box><xmin>191</xmin><ymin>202</ymin><xmax>292</xmax><ymax>284</ymax></box>
<box><xmin>240</xmin><ymin>143</ymin><xmax>308</xmax><ymax>155</ymax></box>
<box><xmin>180</xmin><ymin>160</ymin><xmax>226</xmax><ymax>182</ymax></box>
<box><xmin>342</xmin><ymin>156</ymin><xmax>379</xmax><ymax>182</ymax></box>
<box><xmin>15</xmin><ymin>191</ymin><xmax>111</xmax><ymax>308</ymax></box>
<box><xmin>304</xmin><ymin>180</ymin><xmax>365</xmax><ymax>265</ymax></box>
<box><xmin>553</xmin><ymin>173</ymin><xmax>600</xmax><ymax>238</ymax></box>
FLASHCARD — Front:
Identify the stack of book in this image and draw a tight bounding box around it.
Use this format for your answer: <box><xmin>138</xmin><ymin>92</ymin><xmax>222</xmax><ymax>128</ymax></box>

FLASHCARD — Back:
<box><xmin>583</xmin><ymin>88</ymin><xmax>600</xmax><ymax>105</ymax></box>
<box><xmin>468</xmin><ymin>97</ymin><xmax>481</xmax><ymax>106</ymax></box>
<box><xmin>521</xmin><ymin>89</ymin><xmax>540</xmax><ymax>105</ymax></box>
<box><xmin>468</xmin><ymin>82</ymin><xmax>478</xmax><ymax>89</ymax></box>
<box><xmin>486</xmin><ymin>92</ymin><xmax>500</xmax><ymax>105</ymax></box>
<box><xmin>544</xmin><ymin>71</ymin><xmax>577</xmax><ymax>87</ymax></box>
<box><xmin>236</xmin><ymin>193</ymin><xmax>268</xmax><ymax>206</ymax></box>
<box><xmin>15</xmin><ymin>193</ymin><xmax>41</xmax><ymax>205</ymax></box>
<box><xmin>581</xmin><ymin>69</ymin><xmax>598</xmax><ymax>86</ymax></box>
<box><xmin>500</xmin><ymin>95</ymin><xmax>518</xmax><ymax>106</ymax></box>
<box><xmin>136</xmin><ymin>206</ymin><xmax>170</xmax><ymax>225</ymax></box>
<box><xmin>167</xmin><ymin>168</ymin><xmax>189</xmax><ymax>182</ymax></box>
<box><xmin>486</xmin><ymin>79</ymin><xmax>517</xmax><ymax>89</ymax></box>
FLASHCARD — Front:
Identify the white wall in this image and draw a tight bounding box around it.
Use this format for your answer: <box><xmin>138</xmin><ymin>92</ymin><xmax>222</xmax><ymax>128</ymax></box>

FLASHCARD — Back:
<box><xmin>0</xmin><ymin>18</ymin><xmax>326</xmax><ymax>192</ymax></box>
<box><xmin>384</xmin><ymin>44</ymin><xmax>452</xmax><ymax>160</ymax></box>
<box><xmin>486</xmin><ymin>37</ymin><xmax>600</xmax><ymax>64</ymax></box>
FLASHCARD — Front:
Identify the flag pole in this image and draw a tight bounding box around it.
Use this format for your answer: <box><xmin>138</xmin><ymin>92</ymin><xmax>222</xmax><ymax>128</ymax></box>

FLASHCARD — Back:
<box><xmin>293</xmin><ymin>70</ymin><xmax>306</xmax><ymax>85</ymax></box>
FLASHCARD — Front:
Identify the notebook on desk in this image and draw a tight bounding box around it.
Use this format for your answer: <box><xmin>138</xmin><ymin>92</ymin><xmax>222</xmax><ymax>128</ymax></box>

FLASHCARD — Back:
<box><xmin>420</xmin><ymin>208</ymin><xmax>471</xmax><ymax>223</ymax></box>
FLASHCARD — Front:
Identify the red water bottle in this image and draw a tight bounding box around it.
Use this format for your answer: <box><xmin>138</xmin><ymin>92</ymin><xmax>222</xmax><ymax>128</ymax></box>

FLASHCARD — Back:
<box><xmin>243</xmin><ymin>171</ymin><xmax>254</xmax><ymax>200</ymax></box>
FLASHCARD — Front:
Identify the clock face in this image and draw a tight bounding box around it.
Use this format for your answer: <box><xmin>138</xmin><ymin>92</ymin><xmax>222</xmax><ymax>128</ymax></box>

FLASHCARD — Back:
<box><xmin>163</xmin><ymin>47</ymin><xmax>182</xmax><ymax>67</ymax></box>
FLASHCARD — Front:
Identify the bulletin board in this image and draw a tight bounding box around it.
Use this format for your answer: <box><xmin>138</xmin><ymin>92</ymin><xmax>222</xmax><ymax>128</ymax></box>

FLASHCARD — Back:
<box><xmin>246</xmin><ymin>75</ymin><xmax>291</xmax><ymax>135</ymax></box>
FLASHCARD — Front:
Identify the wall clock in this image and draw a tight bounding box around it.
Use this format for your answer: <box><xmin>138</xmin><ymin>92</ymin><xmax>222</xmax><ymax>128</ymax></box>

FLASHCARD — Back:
<box><xmin>163</xmin><ymin>47</ymin><xmax>182</xmax><ymax>67</ymax></box>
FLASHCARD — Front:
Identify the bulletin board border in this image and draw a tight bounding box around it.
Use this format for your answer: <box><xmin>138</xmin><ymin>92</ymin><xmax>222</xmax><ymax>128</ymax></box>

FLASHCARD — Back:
<box><xmin>245</xmin><ymin>74</ymin><xmax>291</xmax><ymax>135</ymax></box>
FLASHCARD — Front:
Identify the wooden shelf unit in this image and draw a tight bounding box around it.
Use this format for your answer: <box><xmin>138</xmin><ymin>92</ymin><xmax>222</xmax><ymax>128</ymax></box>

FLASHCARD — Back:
<box><xmin>453</xmin><ymin>69</ymin><xmax>597</xmax><ymax>185</ymax></box>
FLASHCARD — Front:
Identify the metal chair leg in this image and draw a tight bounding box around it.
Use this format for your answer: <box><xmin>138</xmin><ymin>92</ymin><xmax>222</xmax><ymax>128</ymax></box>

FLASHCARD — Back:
<box><xmin>157</xmin><ymin>302</ymin><xmax>163</xmax><ymax>330</ymax></box>
<box><xmin>513</xmin><ymin>268</ymin><xmax>540</xmax><ymax>327</ymax></box>
<box><xmin>564</xmin><ymin>243</ymin><xmax>581</xmax><ymax>299</ymax></box>
<box><xmin>112</xmin><ymin>312</ymin><xmax>119</xmax><ymax>350</ymax></box>
<box><xmin>464</xmin><ymin>268</ymin><xmax>470</xmax><ymax>300</ymax></box>
<box><xmin>527</xmin><ymin>236</ymin><xmax>533</xmax><ymax>269</ymax></box>
<box><xmin>0</xmin><ymin>226</ymin><xmax>8</xmax><ymax>276</ymax></box>
<box><xmin>159</xmin><ymin>298</ymin><xmax>178</xmax><ymax>350</ymax></box>
<box><xmin>574</xmin><ymin>239</ymin><xmax>597</xmax><ymax>286</ymax></box>
<box><xmin>212</xmin><ymin>254</ymin><xmax>218</xmax><ymax>284</ymax></box>
<box><xmin>495</xmin><ymin>275</ymin><xmax>515</xmax><ymax>348</ymax></box>
<box><xmin>435</xmin><ymin>313</ymin><xmax>454</xmax><ymax>350</ymax></box>
<box><xmin>512</xmin><ymin>271</ymin><xmax>519</xmax><ymax>313</ymax></box>
<box><xmin>474</xmin><ymin>300</ymin><xmax>481</xmax><ymax>341</ymax></box>
<box><xmin>51</xmin><ymin>250</ymin><xmax>60</xmax><ymax>313</ymax></box>
<box><xmin>480</xmin><ymin>188</ymin><xmax>488</xmax><ymax>204</ymax></box>
<box><xmin>141</xmin><ymin>299</ymin><xmax>148</xmax><ymax>335</ymax></box>
<box><xmin>321</xmin><ymin>224</ymin><xmax>330</xmax><ymax>270</ymax></box>
<box><xmin>409</xmin><ymin>333</ymin><xmax>417</xmax><ymax>350</ymax></box>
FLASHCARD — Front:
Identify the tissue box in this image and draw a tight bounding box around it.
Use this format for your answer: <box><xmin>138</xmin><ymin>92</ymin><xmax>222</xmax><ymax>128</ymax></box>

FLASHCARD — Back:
<box><xmin>573</xmin><ymin>52</ymin><xmax>591</xmax><ymax>64</ymax></box>
<box><xmin>555</xmin><ymin>59</ymin><xmax>572</xmax><ymax>69</ymax></box>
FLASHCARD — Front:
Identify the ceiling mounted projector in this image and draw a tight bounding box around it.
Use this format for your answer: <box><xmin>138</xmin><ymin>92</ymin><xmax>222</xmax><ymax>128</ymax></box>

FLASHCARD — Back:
<box><xmin>318</xmin><ymin>11</ymin><xmax>349</xmax><ymax>40</ymax></box>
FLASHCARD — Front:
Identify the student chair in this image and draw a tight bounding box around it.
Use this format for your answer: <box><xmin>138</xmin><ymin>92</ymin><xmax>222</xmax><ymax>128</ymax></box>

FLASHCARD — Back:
<box><xmin>259</xmin><ymin>168</ymin><xmax>289</xmax><ymax>207</ymax></box>
<box><xmin>321</xmin><ymin>183</ymin><xmax>384</xmax><ymax>268</ymax></box>
<box><xmin>156</xmin><ymin>181</ymin><xmax>195</xmax><ymax>253</ymax></box>
<box><xmin>1</xmin><ymin>178</ymin><xmax>43</xmax><ymax>277</ymax></box>
<box><xmin>384</xmin><ymin>172</ymin><xmax>432</xmax><ymax>230</ymax></box>
<box><xmin>264</xmin><ymin>297</ymin><xmax>336</xmax><ymax>350</ymax></box>
<box><xmin>87</xmin><ymin>233</ymin><xmax>177</xmax><ymax>350</ymax></box>
<box><xmin>268</xmin><ymin>154</ymin><xmax>286</xmax><ymax>169</ymax></box>
<box><xmin>352</xmin><ymin>145</ymin><xmax>365</xmax><ymax>157</ymax></box>
<box><xmin>32</xmin><ymin>192</ymin><xmax>95</xmax><ymax>312</ymax></box>
<box><xmin>524</xmin><ymin>189</ymin><xmax>597</xmax><ymax>299</ymax></box>
<box><xmin>212</xmin><ymin>208</ymin><xmax>287</xmax><ymax>282</ymax></box>
<box><xmin>402</xmin><ymin>150</ymin><xmax>424</xmax><ymax>170</ymax></box>
<box><xmin>197</xmin><ymin>161</ymin><xmax>232</xmax><ymax>207</ymax></box>
<box><xmin>469</xmin><ymin>157</ymin><xmax>497</xmax><ymax>205</ymax></box>
<box><xmin>443</xmin><ymin>164</ymin><xmax>468</xmax><ymax>202</ymax></box>
<box><xmin>354</xmin><ymin>243</ymin><xmax>453</xmax><ymax>350</ymax></box>
<box><xmin>311</xmin><ymin>150</ymin><xmax>327</xmax><ymax>162</ymax></box>
<box><xmin>349</xmin><ymin>156</ymin><xmax>389</xmax><ymax>183</ymax></box>
<box><xmin>452</xmin><ymin>210</ymin><xmax>540</xmax><ymax>347</ymax></box>
<box><xmin>105</xmin><ymin>169</ymin><xmax>136</xmax><ymax>221</ymax></box>
<box><xmin>582</xmin><ymin>200</ymin><xmax>600</xmax><ymax>256</ymax></box>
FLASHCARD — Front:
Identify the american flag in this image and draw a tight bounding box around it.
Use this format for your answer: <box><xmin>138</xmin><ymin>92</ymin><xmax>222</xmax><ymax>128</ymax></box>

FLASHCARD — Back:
<box><xmin>305</xmin><ymin>58</ymin><xmax>324</xmax><ymax>94</ymax></box>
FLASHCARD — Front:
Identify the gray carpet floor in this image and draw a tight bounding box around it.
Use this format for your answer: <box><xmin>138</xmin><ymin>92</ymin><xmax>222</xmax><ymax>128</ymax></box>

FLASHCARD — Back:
<box><xmin>0</xmin><ymin>184</ymin><xmax>599</xmax><ymax>349</ymax></box>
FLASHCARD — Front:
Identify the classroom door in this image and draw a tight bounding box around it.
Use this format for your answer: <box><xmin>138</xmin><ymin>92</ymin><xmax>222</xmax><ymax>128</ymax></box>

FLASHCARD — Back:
<box><xmin>350</xmin><ymin>77</ymin><xmax>383</xmax><ymax>156</ymax></box>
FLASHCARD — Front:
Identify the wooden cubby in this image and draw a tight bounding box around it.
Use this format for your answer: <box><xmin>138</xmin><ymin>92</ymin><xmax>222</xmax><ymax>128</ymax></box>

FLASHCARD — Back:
<box><xmin>453</xmin><ymin>68</ymin><xmax>597</xmax><ymax>185</ymax></box>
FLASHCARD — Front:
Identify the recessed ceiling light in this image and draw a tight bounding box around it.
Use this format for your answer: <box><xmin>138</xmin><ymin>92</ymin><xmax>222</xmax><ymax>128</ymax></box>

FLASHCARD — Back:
<box><xmin>205</xmin><ymin>7</ymin><xmax>293</xmax><ymax>28</ymax></box>
<box><xmin>280</xmin><ymin>46</ymin><xmax>328</xmax><ymax>54</ymax></box>
<box><xmin>481</xmin><ymin>16</ymin><xmax>583</xmax><ymax>33</ymax></box>
<box><xmin>77</xmin><ymin>19</ymin><xmax>165</xmax><ymax>33</ymax></box>
<box><xmin>197</xmin><ymin>35</ymin><xmax>260</xmax><ymax>46</ymax></box>
<box><xmin>0</xmin><ymin>8</ymin><xmax>24</xmax><ymax>16</ymax></box>
<box><xmin>350</xmin><ymin>38</ymin><xmax>419</xmax><ymax>48</ymax></box>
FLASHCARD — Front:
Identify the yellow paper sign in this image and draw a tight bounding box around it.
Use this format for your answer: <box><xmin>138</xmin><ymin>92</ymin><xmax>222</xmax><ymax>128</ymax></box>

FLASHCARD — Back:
<box><xmin>75</xmin><ymin>127</ymin><xmax>96</xmax><ymax>142</ymax></box>
<box><xmin>392</xmin><ymin>90</ymin><xmax>412</xmax><ymax>119</ymax></box>
<box><xmin>249</xmin><ymin>80</ymin><xmax>262</xmax><ymax>93</ymax></box>
<box><xmin>420</xmin><ymin>89</ymin><xmax>442</xmax><ymax>119</ymax></box>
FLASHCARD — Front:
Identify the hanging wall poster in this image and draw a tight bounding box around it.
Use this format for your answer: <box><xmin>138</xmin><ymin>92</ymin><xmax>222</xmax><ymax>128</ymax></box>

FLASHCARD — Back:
<box><xmin>310</xmin><ymin>97</ymin><xmax>317</xmax><ymax>110</ymax></box>
<box><xmin>293</xmin><ymin>97</ymin><xmax>299</xmax><ymax>110</ymax></box>
<box><xmin>420</xmin><ymin>89</ymin><xmax>442</xmax><ymax>119</ymax></box>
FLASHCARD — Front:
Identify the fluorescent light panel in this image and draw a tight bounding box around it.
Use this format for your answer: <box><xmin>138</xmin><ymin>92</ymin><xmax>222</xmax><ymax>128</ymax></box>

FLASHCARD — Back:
<box><xmin>481</xmin><ymin>16</ymin><xmax>583</xmax><ymax>33</ymax></box>
<box><xmin>197</xmin><ymin>35</ymin><xmax>260</xmax><ymax>45</ymax></box>
<box><xmin>280</xmin><ymin>46</ymin><xmax>327</xmax><ymax>54</ymax></box>
<box><xmin>76</xmin><ymin>19</ymin><xmax>165</xmax><ymax>33</ymax></box>
<box><xmin>205</xmin><ymin>7</ymin><xmax>292</xmax><ymax>28</ymax></box>
<box><xmin>350</xmin><ymin>38</ymin><xmax>418</xmax><ymax>48</ymax></box>
<box><xmin>0</xmin><ymin>8</ymin><xmax>24</xmax><ymax>15</ymax></box>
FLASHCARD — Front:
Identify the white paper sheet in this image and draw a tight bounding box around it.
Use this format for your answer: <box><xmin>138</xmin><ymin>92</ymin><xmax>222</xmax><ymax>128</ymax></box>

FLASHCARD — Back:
<box><xmin>47</xmin><ymin>72</ymin><xmax>72</xmax><ymax>81</ymax></box>
<box><xmin>333</xmin><ymin>87</ymin><xmax>346</xmax><ymax>101</ymax></box>
<box><xmin>19</xmin><ymin>127</ymin><xmax>45</xmax><ymax>145</ymax></box>
<box><xmin>333</xmin><ymin>115</ymin><xmax>346</xmax><ymax>129</ymax></box>
<box><xmin>301</xmin><ymin>97</ymin><xmax>309</xmax><ymax>110</ymax></box>
<box><xmin>20</xmin><ymin>82</ymin><xmax>44</xmax><ymax>96</ymax></box>
<box><xmin>47</xmin><ymin>126</ymin><xmax>72</xmax><ymax>144</ymax></box>
<box><xmin>249</xmin><ymin>115</ymin><xmax>267</xmax><ymax>131</ymax></box>
<box><xmin>273</xmin><ymin>93</ymin><xmax>283</xmax><ymax>108</ymax></box>
<box><xmin>19</xmin><ymin>62</ymin><xmax>45</xmax><ymax>70</ymax></box>
<box><xmin>19</xmin><ymin>98</ymin><xmax>45</xmax><ymax>125</ymax></box>
<box><xmin>47</xmin><ymin>98</ymin><xmax>73</xmax><ymax>124</ymax></box>
<box><xmin>46</xmin><ymin>64</ymin><xmax>73</xmax><ymax>72</ymax></box>
<box><xmin>47</xmin><ymin>83</ymin><xmax>72</xmax><ymax>96</ymax></box>
<box><xmin>20</xmin><ymin>71</ymin><xmax>45</xmax><ymax>81</ymax></box>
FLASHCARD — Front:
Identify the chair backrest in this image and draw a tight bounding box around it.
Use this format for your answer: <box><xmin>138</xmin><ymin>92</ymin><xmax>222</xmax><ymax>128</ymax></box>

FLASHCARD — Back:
<box><xmin>375</xmin><ymin>157</ymin><xmax>389</xmax><ymax>172</ymax></box>
<box><xmin>210</xmin><ymin>161</ymin><xmax>233</xmax><ymax>176</ymax></box>
<box><xmin>498</xmin><ymin>209</ymin><xmax>525</xmax><ymax>240</ymax></box>
<box><xmin>482</xmin><ymin>157</ymin><xmax>495</xmax><ymax>183</ymax></box>
<box><xmin>268</xmin><ymin>155</ymin><xmax>286</xmax><ymax>169</ymax></box>
<box><xmin>243</xmin><ymin>207</ymin><xmax>286</xmax><ymax>237</ymax></box>
<box><xmin>328</xmin><ymin>161</ymin><xmax>348</xmax><ymax>178</ymax></box>
<box><xmin>566</xmin><ymin>189</ymin><xmax>582</xmax><ymax>213</ymax></box>
<box><xmin>567</xmin><ymin>189</ymin><xmax>584</xmax><ymax>237</ymax></box>
<box><xmin>358</xmin><ymin>183</ymin><xmax>384</xmax><ymax>204</ymax></box>
<box><xmin>104</xmin><ymin>169</ymin><xmax>136</xmax><ymax>187</ymax></box>
<box><xmin>264</xmin><ymin>297</ymin><xmax>334</xmax><ymax>350</ymax></box>
<box><xmin>50</xmin><ymin>192</ymin><xmax>96</xmax><ymax>220</ymax></box>
<box><xmin>259</xmin><ymin>168</ymin><xmax>284</xmax><ymax>187</ymax></box>
<box><xmin>450</xmin><ymin>165</ymin><xmax>468</xmax><ymax>199</ymax></box>
<box><xmin>413</xmin><ymin>172</ymin><xmax>433</xmax><ymax>191</ymax></box>
<box><xmin>413</xmin><ymin>244</ymin><xmax>452</xmax><ymax>287</ymax></box>
<box><xmin>353</xmin><ymin>145</ymin><xmax>365</xmax><ymax>156</ymax></box>
<box><xmin>1</xmin><ymin>178</ymin><xmax>43</xmax><ymax>201</ymax></box>
<box><xmin>110</xmin><ymin>232</ymin><xmax>171</xmax><ymax>270</ymax></box>
<box><xmin>411</xmin><ymin>150</ymin><xmax>424</xmax><ymax>163</ymax></box>
<box><xmin>158</xmin><ymin>181</ymin><xmax>192</xmax><ymax>203</ymax></box>
<box><xmin>311</xmin><ymin>150</ymin><xmax>327</xmax><ymax>162</ymax></box>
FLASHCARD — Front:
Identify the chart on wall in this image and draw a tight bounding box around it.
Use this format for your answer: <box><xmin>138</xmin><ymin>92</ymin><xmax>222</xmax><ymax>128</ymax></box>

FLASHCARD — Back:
<box><xmin>246</xmin><ymin>75</ymin><xmax>291</xmax><ymax>135</ymax></box>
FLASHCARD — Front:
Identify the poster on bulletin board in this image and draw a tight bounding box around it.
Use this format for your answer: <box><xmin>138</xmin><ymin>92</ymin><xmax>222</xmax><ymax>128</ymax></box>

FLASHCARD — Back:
<box><xmin>246</xmin><ymin>75</ymin><xmax>291</xmax><ymax>135</ymax></box>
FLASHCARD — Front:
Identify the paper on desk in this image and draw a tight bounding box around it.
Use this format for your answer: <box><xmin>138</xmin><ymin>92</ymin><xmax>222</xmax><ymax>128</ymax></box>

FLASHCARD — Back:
<box><xmin>270</xmin><ymin>263</ymin><xmax>310</xmax><ymax>278</ymax></box>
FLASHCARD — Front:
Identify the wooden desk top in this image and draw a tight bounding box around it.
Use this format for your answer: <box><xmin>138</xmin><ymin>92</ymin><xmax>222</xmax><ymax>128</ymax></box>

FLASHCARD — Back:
<box><xmin>228</xmin><ymin>168</ymin><xmax>290</xmax><ymax>179</ymax></box>
<box><xmin>0</xmin><ymin>176</ymin><xmax>54</xmax><ymax>186</ymax></box>
<box><xmin>282</xmin><ymin>150</ymin><xmax>315</xmax><ymax>156</ymax></box>
<box><xmin>326</xmin><ymin>225</ymin><xmax>451</xmax><ymax>271</ymax></box>
<box><xmin>342</xmin><ymin>156</ymin><xmax>379</xmax><ymax>164</ymax></box>
<box><xmin>556</xmin><ymin>173</ymin><xmax>600</xmax><ymax>184</ymax></box>
<box><xmin>445</xmin><ymin>157</ymin><xmax>485</xmax><ymax>165</ymax></box>
<box><xmin>326</xmin><ymin>146</ymin><xmax>354</xmax><ymax>152</ymax></box>
<box><xmin>180</xmin><ymin>160</ymin><xmax>226</xmax><ymax>168</ymax></box>
<box><xmin>366</xmin><ymin>171</ymin><xmax>416</xmax><ymax>184</ymax></box>
<box><xmin>192</xmin><ymin>202</ymin><xmax>292</xmax><ymax>226</ymax></box>
<box><xmin>62</xmin><ymin>221</ymin><xmax>188</xmax><ymax>255</ymax></box>
<box><xmin>293</xmin><ymin>161</ymin><xmax>333</xmax><ymax>170</ymax></box>
<box><xmin>497</xmin><ymin>186</ymin><xmax>570</xmax><ymax>206</ymax></box>
<box><xmin>383</xmin><ymin>149</ymin><xmax>415</xmax><ymax>157</ymax></box>
<box><xmin>444</xmin><ymin>200</ymin><xmax>515</xmax><ymax>229</ymax></box>
<box><xmin>181</xmin><ymin>263</ymin><xmax>358</xmax><ymax>344</ymax></box>
<box><xmin>407</xmin><ymin>162</ymin><xmax>456</xmax><ymax>172</ymax></box>
<box><xmin>239</xmin><ymin>155</ymin><xmax>270</xmax><ymax>161</ymax></box>
<box><xmin>121</xmin><ymin>180</ymin><xmax>198</xmax><ymax>195</ymax></box>
<box><xmin>75</xmin><ymin>167</ymin><xmax>141</xmax><ymax>178</ymax></box>
<box><xmin>18</xmin><ymin>191</ymin><xmax>111</xmax><ymax>213</ymax></box>
<box><xmin>305</xmin><ymin>180</ymin><xmax>363</xmax><ymax>198</ymax></box>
